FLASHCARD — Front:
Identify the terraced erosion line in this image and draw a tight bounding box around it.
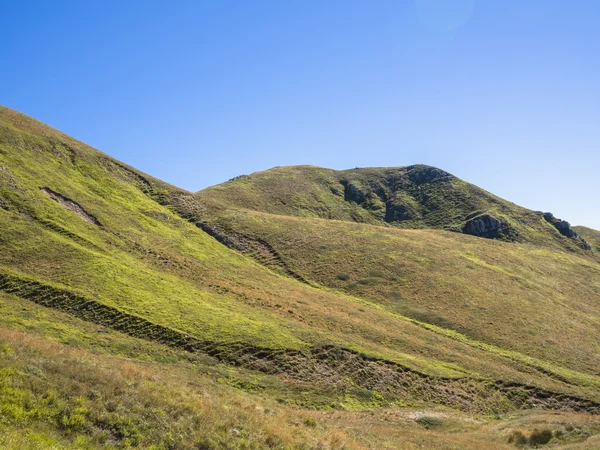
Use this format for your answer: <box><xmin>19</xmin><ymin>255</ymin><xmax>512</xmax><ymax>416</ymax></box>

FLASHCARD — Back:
<box><xmin>106</xmin><ymin>161</ymin><xmax>168</xmax><ymax>206</ymax></box>
<box><xmin>176</xmin><ymin>212</ymin><xmax>600</xmax><ymax>391</ymax></box>
<box><xmin>1</xmin><ymin>270</ymin><xmax>599</xmax><ymax>414</ymax></box>
<box><xmin>354</xmin><ymin>297</ymin><xmax>600</xmax><ymax>391</ymax></box>
<box><xmin>104</xmin><ymin>162</ymin><xmax>312</xmax><ymax>284</ymax></box>
<box><xmin>193</xmin><ymin>221</ymin><xmax>312</xmax><ymax>285</ymax></box>
<box><xmin>33</xmin><ymin>217</ymin><xmax>106</xmax><ymax>253</ymax></box>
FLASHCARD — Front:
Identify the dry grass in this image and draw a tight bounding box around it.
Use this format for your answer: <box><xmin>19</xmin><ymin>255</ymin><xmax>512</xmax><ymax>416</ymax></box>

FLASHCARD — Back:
<box><xmin>197</xmin><ymin>206</ymin><xmax>600</xmax><ymax>381</ymax></box>
<box><xmin>2</xmin><ymin>312</ymin><xmax>600</xmax><ymax>449</ymax></box>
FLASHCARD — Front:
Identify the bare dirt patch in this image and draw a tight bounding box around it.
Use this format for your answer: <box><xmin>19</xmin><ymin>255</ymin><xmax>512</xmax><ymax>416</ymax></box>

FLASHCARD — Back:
<box><xmin>40</xmin><ymin>187</ymin><xmax>100</xmax><ymax>225</ymax></box>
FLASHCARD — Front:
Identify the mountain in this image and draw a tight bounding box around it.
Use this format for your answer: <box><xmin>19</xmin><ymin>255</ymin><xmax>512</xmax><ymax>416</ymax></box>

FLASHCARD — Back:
<box><xmin>1</xmin><ymin>105</ymin><xmax>600</xmax><ymax>449</ymax></box>
<box><xmin>195</xmin><ymin>164</ymin><xmax>592</xmax><ymax>252</ymax></box>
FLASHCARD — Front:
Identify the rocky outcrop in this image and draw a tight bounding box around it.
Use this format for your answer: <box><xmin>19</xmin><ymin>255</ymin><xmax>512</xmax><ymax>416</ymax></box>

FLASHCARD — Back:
<box><xmin>463</xmin><ymin>214</ymin><xmax>504</xmax><ymax>239</ymax></box>
<box><xmin>385</xmin><ymin>202</ymin><xmax>413</xmax><ymax>222</ymax></box>
<box><xmin>406</xmin><ymin>166</ymin><xmax>452</xmax><ymax>185</ymax></box>
<box><xmin>543</xmin><ymin>213</ymin><xmax>591</xmax><ymax>250</ymax></box>
<box><xmin>555</xmin><ymin>220</ymin><xmax>577</xmax><ymax>238</ymax></box>
<box><xmin>342</xmin><ymin>181</ymin><xmax>366</xmax><ymax>204</ymax></box>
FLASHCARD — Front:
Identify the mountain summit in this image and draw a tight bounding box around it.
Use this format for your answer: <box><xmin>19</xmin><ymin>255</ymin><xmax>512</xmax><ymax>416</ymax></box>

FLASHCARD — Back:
<box><xmin>195</xmin><ymin>164</ymin><xmax>591</xmax><ymax>252</ymax></box>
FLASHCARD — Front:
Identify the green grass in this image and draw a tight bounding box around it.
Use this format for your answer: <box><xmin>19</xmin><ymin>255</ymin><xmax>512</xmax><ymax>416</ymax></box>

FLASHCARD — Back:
<box><xmin>1</xmin><ymin>105</ymin><xmax>600</xmax><ymax>448</ymax></box>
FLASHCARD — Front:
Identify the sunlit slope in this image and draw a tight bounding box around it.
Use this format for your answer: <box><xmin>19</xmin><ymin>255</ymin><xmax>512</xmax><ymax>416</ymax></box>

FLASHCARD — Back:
<box><xmin>0</xmin><ymin>106</ymin><xmax>473</xmax><ymax>371</ymax></box>
<box><xmin>5</xmin><ymin>106</ymin><xmax>599</xmax><ymax>397</ymax></box>
<box><xmin>197</xmin><ymin>165</ymin><xmax>592</xmax><ymax>253</ymax></box>
<box><xmin>180</xmin><ymin>204</ymin><xmax>600</xmax><ymax>378</ymax></box>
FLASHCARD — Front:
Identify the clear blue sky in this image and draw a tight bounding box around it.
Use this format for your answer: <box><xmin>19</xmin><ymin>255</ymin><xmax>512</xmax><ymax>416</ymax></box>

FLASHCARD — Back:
<box><xmin>1</xmin><ymin>0</ymin><xmax>599</xmax><ymax>228</ymax></box>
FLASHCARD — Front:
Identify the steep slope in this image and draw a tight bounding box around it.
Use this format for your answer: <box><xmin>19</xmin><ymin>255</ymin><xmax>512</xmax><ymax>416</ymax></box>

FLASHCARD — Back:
<box><xmin>1</xmin><ymin>105</ymin><xmax>600</xmax><ymax>448</ymax></box>
<box><xmin>197</xmin><ymin>165</ymin><xmax>592</xmax><ymax>252</ymax></box>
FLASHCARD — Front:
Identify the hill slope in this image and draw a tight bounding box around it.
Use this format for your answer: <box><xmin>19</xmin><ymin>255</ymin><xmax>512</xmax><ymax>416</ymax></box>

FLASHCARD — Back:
<box><xmin>178</xmin><ymin>206</ymin><xmax>600</xmax><ymax>377</ymax></box>
<box><xmin>197</xmin><ymin>165</ymin><xmax>592</xmax><ymax>252</ymax></box>
<box><xmin>1</xmin><ymin>105</ymin><xmax>600</xmax><ymax>448</ymax></box>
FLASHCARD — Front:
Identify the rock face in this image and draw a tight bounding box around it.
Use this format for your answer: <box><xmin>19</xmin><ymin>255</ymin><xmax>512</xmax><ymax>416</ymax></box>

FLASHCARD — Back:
<box><xmin>407</xmin><ymin>166</ymin><xmax>451</xmax><ymax>185</ymax></box>
<box><xmin>463</xmin><ymin>214</ymin><xmax>504</xmax><ymax>239</ymax></box>
<box><xmin>543</xmin><ymin>213</ymin><xmax>591</xmax><ymax>250</ymax></box>
<box><xmin>341</xmin><ymin>166</ymin><xmax>453</xmax><ymax>224</ymax></box>
<box><xmin>385</xmin><ymin>203</ymin><xmax>413</xmax><ymax>222</ymax></box>
<box><xmin>336</xmin><ymin>167</ymin><xmax>589</xmax><ymax>250</ymax></box>
<box><xmin>342</xmin><ymin>182</ymin><xmax>366</xmax><ymax>204</ymax></box>
<box><xmin>555</xmin><ymin>220</ymin><xmax>577</xmax><ymax>238</ymax></box>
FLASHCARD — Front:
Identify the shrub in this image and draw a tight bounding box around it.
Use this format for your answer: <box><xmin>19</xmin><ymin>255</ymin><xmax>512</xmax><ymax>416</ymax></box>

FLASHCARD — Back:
<box><xmin>529</xmin><ymin>429</ymin><xmax>553</xmax><ymax>446</ymax></box>
<box><xmin>507</xmin><ymin>428</ymin><xmax>553</xmax><ymax>447</ymax></box>
<box><xmin>415</xmin><ymin>416</ymin><xmax>443</xmax><ymax>429</ymax></box>
<box><xmin>196</xmin><ymin>438</ymin><xmax>218</xmax><ymax>450</ymax></box>
<box><xmin>336</xmin><ymin>273</ymin><xmax>350</xmax><ymax>281</ymax></box>
<box><xmin>507</xmin><ymin>430</ymin><xmax>527</xmax><ymax>446</ymax></box>
<box><xmin>265</xmin><ymin>435</ymin><xmax>283</xmax><ymax>448</ymax></box>
<box><xmin>303</xmin><ymin>417</ymin><xmax>317</xmax><ymax>428</ymax></box>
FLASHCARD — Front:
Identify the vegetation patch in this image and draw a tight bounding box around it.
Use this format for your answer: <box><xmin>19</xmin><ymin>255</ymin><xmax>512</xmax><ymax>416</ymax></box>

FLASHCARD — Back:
<box><xmin>415</xmin><ymin>416</ymin><xmax>444</xmax><ymax>429</ymax></box>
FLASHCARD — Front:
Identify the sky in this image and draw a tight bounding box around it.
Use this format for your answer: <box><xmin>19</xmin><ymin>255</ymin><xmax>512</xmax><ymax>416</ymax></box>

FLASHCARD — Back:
<box><xmin>1</xmin><ymin>0</ymin><xmax>599</xmax><ymax>228</ymax></box>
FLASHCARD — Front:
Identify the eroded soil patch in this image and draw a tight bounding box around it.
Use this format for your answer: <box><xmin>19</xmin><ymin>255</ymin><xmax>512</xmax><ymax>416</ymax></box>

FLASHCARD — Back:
<box><xmin>41</xmin><ymin>187</ymin><xmax>100</xmax><ymax>225</ymax></box>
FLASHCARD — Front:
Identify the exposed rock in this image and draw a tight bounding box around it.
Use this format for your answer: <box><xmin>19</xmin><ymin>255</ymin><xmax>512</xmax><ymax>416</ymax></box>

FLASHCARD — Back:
<box><xmin>556</xmin><ymin>220</ymin><xmax>577</xmax><ymax>238</ymax></box>
<box><xmin>407</xmin><ymin>166</ymin><xmax>451</xmax><ymax>185</ymax></box>
<box><xmin>342</xmin><ymin>181</ymin><xmax>366</xmax><ymax>204</ymax></box>
<box><xmin>227</xmin><ymin>174</ymin><xmax>249</xmax><ymax>183</ymax></box>
<box><xmin>463</xmin><ymin>214</ymin><xmax>504</xmax><ymax>239</ymax></box>
<box><xmin>385</xmin><ymin>202</ymin><xmax>413</xmax><ymax>222</ymax></box>
<box><xmin>543</xmin><ymin>212</ymin><xmax>591</xmax><ymax>250</ymax></box>
<box><xmin>0</xmin><ymin>197</ymin><xmax>8</xmax><ymax>211</ymax></box>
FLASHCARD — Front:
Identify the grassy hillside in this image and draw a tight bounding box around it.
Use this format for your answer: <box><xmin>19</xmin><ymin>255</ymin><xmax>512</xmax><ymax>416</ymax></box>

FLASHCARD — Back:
<box><xmin>189</xmin><ymin>207</ymin><xmax>600</xmax><ymax>377</ymax></box>
<box><xmin>1</xmin><ymin>105</ymin><xmax>600</xmax><ymax>448</ymax></box>
<box><xmin>197</xmin><ymin>165</ymin><xmax>593</xmax><ymax>252</ymax></box>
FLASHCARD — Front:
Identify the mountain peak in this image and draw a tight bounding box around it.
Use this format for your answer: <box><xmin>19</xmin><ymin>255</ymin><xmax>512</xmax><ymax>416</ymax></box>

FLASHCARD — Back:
<box><xmin>196</xmin><ymin>164</ymin><xmax>591</xmax><ymax>253</ymax></box>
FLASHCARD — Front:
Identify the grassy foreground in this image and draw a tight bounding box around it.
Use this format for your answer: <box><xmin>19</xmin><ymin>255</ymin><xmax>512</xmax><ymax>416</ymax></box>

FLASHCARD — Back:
<box><xmin>2</xmin><ymin>293</ymin><xmax>600</xmax><ymax>449</ymax></box>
